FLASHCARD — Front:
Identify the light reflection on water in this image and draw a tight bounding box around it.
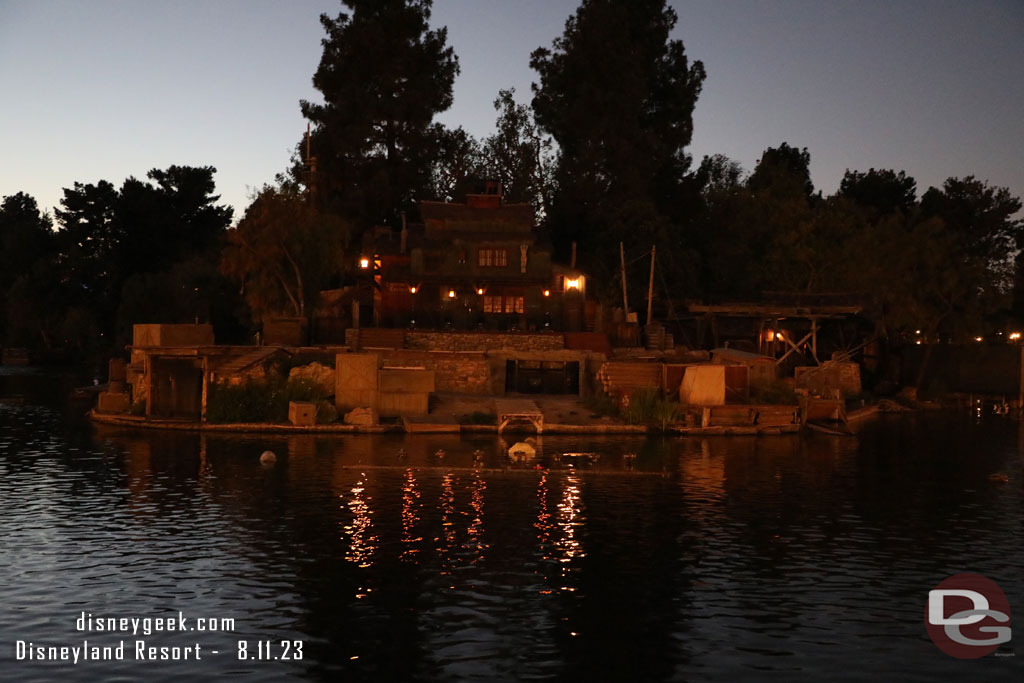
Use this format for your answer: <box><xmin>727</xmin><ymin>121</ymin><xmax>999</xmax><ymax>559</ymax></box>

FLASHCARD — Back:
<box><xmin>1</xmin><ymin>378</ymin><xmax>1024</xmax><ymax>681</ymax></box>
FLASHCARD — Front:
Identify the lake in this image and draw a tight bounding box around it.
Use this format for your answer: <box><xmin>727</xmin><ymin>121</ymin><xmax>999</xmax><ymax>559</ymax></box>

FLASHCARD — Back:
<box><xmin>1</xmin><ymin>367</ymin><xmax>1022</xmax><ymax>681</ymax></box>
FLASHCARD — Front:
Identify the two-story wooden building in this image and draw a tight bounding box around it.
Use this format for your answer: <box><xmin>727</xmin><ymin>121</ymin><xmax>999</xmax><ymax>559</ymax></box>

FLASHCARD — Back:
<box><xmin>359</xmin><ymin>183</ymin><xmax>588</xmax><ymax>331</ymax></box>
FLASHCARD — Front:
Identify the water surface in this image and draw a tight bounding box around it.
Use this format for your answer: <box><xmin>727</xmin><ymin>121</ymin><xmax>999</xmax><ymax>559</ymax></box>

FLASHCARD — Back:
<box><xmin>1</xmin><ymin>368</ymin><xmax>1022</xmax><ymax>681</ymax></box>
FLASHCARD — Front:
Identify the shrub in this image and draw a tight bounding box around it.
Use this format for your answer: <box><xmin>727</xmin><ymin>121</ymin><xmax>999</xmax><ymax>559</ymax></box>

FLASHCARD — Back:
<box><xmin>584</xmin><ymin>390</ymin><xmax>619</xmax><ymax>418</ymax></box>
<box><xmin>459</xmin><ymin>411</ymin><xmax>497</xmax><ymax>425</ymax></box>
<box><xmin>206</xmin><ymin>376</ymin><xmax>328</xmax><ymax>424</ymax></box>
<box><xmin>617</xmin><ymin>388</ymin><xmax>682</xmax><ymax>428</ymax></box>
<box><xmin>749</xmin><ymin>380</ymin><xmax>797</xmax><ymax>405</ymax></box>
<box><xmin>316</xmin><ymin>400</ymin><xmax>338</xmax><ymax>424</ymax></box>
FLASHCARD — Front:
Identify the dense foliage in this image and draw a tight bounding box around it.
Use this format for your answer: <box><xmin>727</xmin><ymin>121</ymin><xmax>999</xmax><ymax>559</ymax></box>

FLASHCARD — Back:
<box><xmin>2</xmin><ymin>0</ymin><xmax>1022</xmax><ymax>357</ymax></box>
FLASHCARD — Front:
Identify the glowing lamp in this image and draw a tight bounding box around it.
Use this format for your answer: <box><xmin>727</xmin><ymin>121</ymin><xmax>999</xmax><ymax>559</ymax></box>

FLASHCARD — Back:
<box><xmin>448</xmin><ymin>290</ymin><xmax>456</xmax><ymax>299</ymax></box>
<box><xmin>477</xmin><ymin>288</ymin><xmax>485</xmax><ymax>295</ymax></box>
<box><xmin>359</xmin><ymin>257</ymin><xmax>370</xmax><ymax>269</ymax></box>
<box><xmin>409</xmin><ymin>286</ymin><xmax>417</xmax><ymax>294</ymax></box>
<box><xmin>566</xmin><ymin>278</ymin><xmax>579</xmax><ymax>290</ymax></box>
<box><xmin>1010</xmin><ymin>332</ymin><xmax>1021</xmax><ymax>340</ymax></box>
<box><xmin>975</xmin><ymin>336</ymin><xmax>983</xmax><ymax>342</ymax></box>
<box><xmin>543</xmin><ymin>289</ymin><xmax>550</xmax><ymax>297</ymax></box>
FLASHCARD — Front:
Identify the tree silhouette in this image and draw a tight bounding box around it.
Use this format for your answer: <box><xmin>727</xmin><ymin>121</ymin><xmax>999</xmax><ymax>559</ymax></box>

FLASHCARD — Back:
<box><xmin>298</xmin><ymin>0</ymin><xmax>458</xmax><ymax>230</ymax></box>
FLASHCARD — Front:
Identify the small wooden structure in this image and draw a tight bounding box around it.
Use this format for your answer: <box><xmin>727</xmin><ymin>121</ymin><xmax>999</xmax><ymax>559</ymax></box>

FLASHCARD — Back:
<box><xmin>496</xmin><ymin>398</ymin><xmax>544</xmax><ymax>434</ymax></box>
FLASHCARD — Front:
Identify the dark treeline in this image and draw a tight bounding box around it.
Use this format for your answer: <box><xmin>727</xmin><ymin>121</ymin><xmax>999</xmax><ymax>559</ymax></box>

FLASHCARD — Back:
<box><xmin>1</xmin><ymin>0</ymin><xmax>1021</xmax><ymax>359</ymax></box>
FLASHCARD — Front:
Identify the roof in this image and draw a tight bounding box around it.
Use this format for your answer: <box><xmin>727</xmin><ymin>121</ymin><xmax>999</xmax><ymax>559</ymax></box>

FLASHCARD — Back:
<box><xmin>711</xmin><ymin>347</ymin><xmax>776</xmax><ymax>363</ymax></box>
<box><xmin>420</xmin><ymin>200</ymin><xmax>534</xmax><ymax>234</ymax></box>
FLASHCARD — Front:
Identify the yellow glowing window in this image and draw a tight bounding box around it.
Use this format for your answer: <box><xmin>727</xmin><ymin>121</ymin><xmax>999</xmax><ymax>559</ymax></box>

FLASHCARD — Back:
<box><xmin>478</xmin><ymin>248</ymin><xmax>508</xmax><ymax>267</ymax></box>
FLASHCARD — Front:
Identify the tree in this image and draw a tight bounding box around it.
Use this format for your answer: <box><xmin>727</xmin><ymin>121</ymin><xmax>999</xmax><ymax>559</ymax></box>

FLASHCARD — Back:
<box><xmin>747</xmin><ymin>143</ymin><xmax>814</xmax><ymax>200</ymax></box>
<box><xmin>50</xmin><ymin>167</ymin><xmax>233</xmax><ymax>349</ymax></box>
<box><xmin>53</xmin><ymin>180</ymin><xmax>122</xmax><ymax>316</ymax></box>
<box><xmin>530</xmin><ymin>0</ymin><xmax>705</xmax><ymax>291</ymax></box>
<box><xmin>299</xmin><ymin>0</ymin><xmax>459</xmax><ymax>229</ymax></box>
<box><xmin>118</xmin><ymin>165</ymin><xmax>233</xmax><ymax>273</ymax></box>
<box><xmin>0</xmin><ymin>193</ymin><xmax>53</xmax><ymax>289</ymax></box>
<box><xmin>481</xmin><ymin>88</ymin><xmax>554</xmax><ymax>218</ymax></box>
<box><xmin>427</xmin><ymin>124</ymin><xmax>484</xmax><ymax>203</ymax></box>
<box><xmin>222</xmin><ymin>186</ymin><xmax>352</xmax><ymax>321</ymax></box>
<box><xmin>838</xmin><ymin>168</ymin><xmax>917</xmax><ymax>218</ymax></box>
<box><xmin>0</xmin><ymin>193</ymin><xmax>55</xmax><ymax>342</ymax></box>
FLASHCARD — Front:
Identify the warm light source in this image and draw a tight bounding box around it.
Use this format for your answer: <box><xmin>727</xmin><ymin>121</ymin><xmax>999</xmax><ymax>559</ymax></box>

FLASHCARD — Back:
<box><xmin>915</xmin><ymin>329</ymin><xmax>921</xmax><ymax>335</ymax></box>
<box><xmin>448</xmin><ymin>289</ymin><xmax>456</xmax><ymax>299</ymax></box>
<box><xmin>566</xmin><ymin>278</ymin><xmax>579</xmax><ymax>290</ymax></box>
<box><xmin>764</xmin><ymin>330</ymin><xmax>775</xmax><ymax>342</ymax></box>
<box><xmin>476</xmin><ymin>288</ymin><xmax>485</xmax><ymax>295</ymax></box>
<box><xmin>409</xmin><ymin>286</ymin><xmax>417</xmax><ymax>294</ymax></box>
<box><xmin>975</xmin><ymin>336</ymin><xmax>983</xmax><ymax>342</ymax></box>
<box><xmin>359</xmin><ymin>257</ymin><xmax>370</xmax><ymax>269</ymax></box>
<box><xmin>543</xmin><ymin>289</ymin><xmax>550</xmax><ymax>297</ymax></box>
<box><xmin>1010</xmin><ymin>332</ymin><xmax>1021</xmax><ymax>341</ymax></box>
<box><xmin>776</xmin><ymin>332</ymin><xmax>784</xmax><ymax>342</ymax></box>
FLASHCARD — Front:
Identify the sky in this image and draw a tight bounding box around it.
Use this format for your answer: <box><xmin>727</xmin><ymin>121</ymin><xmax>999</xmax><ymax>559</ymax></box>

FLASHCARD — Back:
<box><xmin>1</xmin><ymin>0</ymin><xmax>1022</xmax><ymax>224</ymax></box>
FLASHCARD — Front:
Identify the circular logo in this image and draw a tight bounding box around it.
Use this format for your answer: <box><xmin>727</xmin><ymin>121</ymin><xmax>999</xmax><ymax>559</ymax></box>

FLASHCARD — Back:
<box><xmin>926</xmin><ymin>573</ymin><xmax>1012</xmax><ymax>658</ymax></box>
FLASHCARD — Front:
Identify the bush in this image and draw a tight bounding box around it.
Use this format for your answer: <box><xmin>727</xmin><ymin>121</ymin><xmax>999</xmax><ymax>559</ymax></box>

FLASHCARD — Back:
<box><xmin>584</xmin><ymin>390</ymin><xmax>619</xmax><ymax>418</ymax></box>
<box><xmin>206</xmin><ymin>376</ymin><xmax>328</xmax><ymax>424</ymax></box>
<box><xmin>749</xmin><ymin>380</ymin><xmax>797</xmax><ymax>405</ymax></box>
<box><xmin>622</xmin><ymin>388</ymin><xmax>680</xmax><ymax>427</ymax></box>
<box><xmin>459</xmin><ymin>411</ymin><xmax>497</xmax><ymax>425</ymax></box>
<box><xmin>316</xmin><ymin>400</ymin><xmax>338</xmax><ymax>424</ymax></box>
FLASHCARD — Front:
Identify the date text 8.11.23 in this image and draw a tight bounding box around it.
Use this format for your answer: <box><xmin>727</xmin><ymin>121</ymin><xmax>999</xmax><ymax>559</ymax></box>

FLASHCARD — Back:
<box><xmin>237</xmin><ymin>640</ymin><xmax>303</xmax><ymax>660</ymax></box>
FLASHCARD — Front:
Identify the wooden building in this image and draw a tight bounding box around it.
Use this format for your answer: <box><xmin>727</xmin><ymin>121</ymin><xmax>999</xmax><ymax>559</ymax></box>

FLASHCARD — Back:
<box><xmin>358</xmin><ymin>182</ymin><xmax>588</xmax><ymax>331</ymax></box>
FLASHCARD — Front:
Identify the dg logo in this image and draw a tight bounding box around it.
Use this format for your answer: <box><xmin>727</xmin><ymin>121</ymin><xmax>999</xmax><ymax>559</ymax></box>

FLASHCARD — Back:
<box><xmin>926</xmin><ymin>573</ymin><xmax>1012</xmax><ymax>658</ymax></box>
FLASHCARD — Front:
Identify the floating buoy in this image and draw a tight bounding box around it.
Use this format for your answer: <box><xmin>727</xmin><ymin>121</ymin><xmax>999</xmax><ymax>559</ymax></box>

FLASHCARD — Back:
<box><xmin>433</xmin><ymin>449</ymin><xmax>446</xmax><ymax>459</ymax></box>
<box><xmin>508</xmin><ymin>442</ymin><xmax>536</xmax><ymax>460</ymax></box>
<box><xmin>259</xmin><ymin>450</ymin><xmax>277</xmax><ymax>465</ymax></box>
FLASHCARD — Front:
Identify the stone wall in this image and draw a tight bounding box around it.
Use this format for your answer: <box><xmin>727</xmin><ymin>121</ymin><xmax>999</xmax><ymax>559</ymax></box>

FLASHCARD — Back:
<box><xmin>379</xmin><ymin>349</ymin><xmax>491</xmax><ymax>395</ymax></box>
<box><xmin>404</xmin><ymin>331</ymin><xmax>564</xmax><ymax>352</ymax></box>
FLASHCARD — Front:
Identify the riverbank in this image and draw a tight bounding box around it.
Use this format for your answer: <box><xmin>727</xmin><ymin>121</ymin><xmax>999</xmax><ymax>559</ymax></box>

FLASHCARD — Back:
<box><xmin>89</xmin><ymin>393</ymin><xmax>804</xmax><ymax>435</ymax></box>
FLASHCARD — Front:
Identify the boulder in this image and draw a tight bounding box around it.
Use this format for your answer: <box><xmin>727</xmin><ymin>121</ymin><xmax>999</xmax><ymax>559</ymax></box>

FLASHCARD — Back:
<box><xmin>289</xmin><ymin>362</ymin><xmax>336</xmax><ymax>396</ymax></box>
<box><xmin>344</xmin><ymin>407</ymin><xmax>378</xmax><ymax>426</ymax></box>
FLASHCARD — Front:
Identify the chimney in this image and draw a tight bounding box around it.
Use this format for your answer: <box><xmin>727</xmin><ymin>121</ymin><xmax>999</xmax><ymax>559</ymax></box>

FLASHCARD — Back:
<box><xmin>400</xmin><ymin>211</ymin><xmax>408</xmax><ymax>255</ymax></box>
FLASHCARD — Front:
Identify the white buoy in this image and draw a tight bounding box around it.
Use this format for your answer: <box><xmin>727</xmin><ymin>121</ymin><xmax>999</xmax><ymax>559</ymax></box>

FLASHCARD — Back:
<box><xmin>260</xmin><ymin>450</ymin><xmax>277</xmax><ymax>465</ymax></box>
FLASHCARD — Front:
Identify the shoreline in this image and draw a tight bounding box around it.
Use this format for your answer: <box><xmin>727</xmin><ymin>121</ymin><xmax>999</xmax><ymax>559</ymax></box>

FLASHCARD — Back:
<box><xmin>88</xmin><ymin>410</ymin><xmax>801</xmax><ymax>435</ymax></box>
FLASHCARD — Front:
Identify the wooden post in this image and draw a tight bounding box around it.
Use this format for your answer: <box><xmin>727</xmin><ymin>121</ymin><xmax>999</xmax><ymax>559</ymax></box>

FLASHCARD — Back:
<box><xmin>646</xmin><ymin>245</ymin><xmax>656</xmax><ymax>326</ymax></box>
<box><xmin>620</xmin><ymin>242</ymin><xmax>629</xmax><ymax>314</ymax></box>
<box><xmin>811</xmin><ymin>317</ymin><xmax>819</xmax><ymax>362</ymax></box>
<box><xmin>200</xmin><ymin>356</ymin><xmax>209</xmax><ymax>423</ymax></box>
<box><xmin>1018</xmin><ymin>346</ymin><xmax>1024</xmax><ymax>413</ymax></box>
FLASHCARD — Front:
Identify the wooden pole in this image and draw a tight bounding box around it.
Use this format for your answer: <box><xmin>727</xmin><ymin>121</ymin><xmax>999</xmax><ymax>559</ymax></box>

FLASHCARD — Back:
<box><xmin>619</xmin><ymin>242</ymin><xmax>629</xmax><ymax>315</ymax></box>
<box><xmin>646</xmin><ymin>245</ymin><xmax>656</xmax><ymax>326</ymax></box>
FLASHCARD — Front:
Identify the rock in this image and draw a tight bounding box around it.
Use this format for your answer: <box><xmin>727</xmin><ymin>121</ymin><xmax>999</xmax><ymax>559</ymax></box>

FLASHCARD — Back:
<box><xmin>288</xmin><ymin>362</ymin><xmax>336</xmax><ymax>396</ymax></box>
<box><xmin>344</xmin><ymin>407</ymin><xmax>379</xmax><ymax>426</ymax></box>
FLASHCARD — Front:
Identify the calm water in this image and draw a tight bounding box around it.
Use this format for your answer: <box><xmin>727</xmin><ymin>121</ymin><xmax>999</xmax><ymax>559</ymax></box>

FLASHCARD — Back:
<box><xmin>1</xmin><ymin>368</ymin><xmax>1023</xmax><ymax>682</ymax></box>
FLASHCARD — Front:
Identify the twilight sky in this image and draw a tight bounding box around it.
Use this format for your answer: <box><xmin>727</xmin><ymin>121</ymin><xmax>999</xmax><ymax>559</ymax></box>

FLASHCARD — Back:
<box><xmin>1</xmin><ymin>0</ymin><xmax>1021</xmax><ymax>223</ymax></box>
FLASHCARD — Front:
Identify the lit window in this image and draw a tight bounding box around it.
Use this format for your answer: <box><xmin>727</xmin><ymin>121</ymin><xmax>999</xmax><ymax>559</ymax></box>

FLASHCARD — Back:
<box><xmin>478</xmin><ymin>249</ymin><xmax>508</xmax><ymax>267</ymax></box>
<box><xmin>483</xmin><ymin>295</ymin><xmax>502</xmax><ymax>313</ymax></box>
<box><xmin>506</xmin><ymin>296</ymin><xmax>524</xmax><ymax>314</ymax></box>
